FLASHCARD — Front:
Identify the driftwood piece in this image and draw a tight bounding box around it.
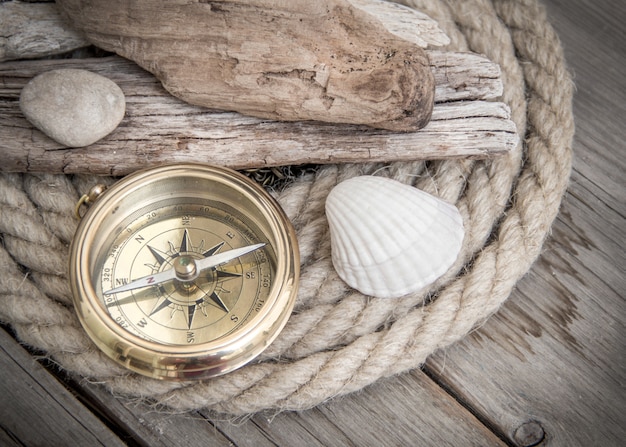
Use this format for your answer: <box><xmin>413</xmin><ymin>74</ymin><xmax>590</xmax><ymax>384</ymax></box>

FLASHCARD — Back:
<box><xmin>0</xmin><ymin>0</ymin><xmax>450</xmax><ymax>61</ymax></box>
<box><xmin>55</xmin><ymin>0</ymin><xmax>441</xmax><ymax>131</ymax></box>
<box><xmin>343</xmin><ymin>0</ymin><xmax>451</xmax><ymax>48</ymax></box>
<box><xmin>0</xmin><ymin>1</ymin><xmax>89</xmax><ymax>62</ymax></box>
<box><xmin>0</xmin><ymin>55</ymin><xmax>517</xmax><ymax>175</ymax></box>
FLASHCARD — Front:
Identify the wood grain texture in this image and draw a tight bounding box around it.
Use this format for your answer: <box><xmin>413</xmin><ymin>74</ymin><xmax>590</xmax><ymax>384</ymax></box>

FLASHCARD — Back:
<box><xmin>74</xmin><ymin>381</ymin><xmax>235</xmax><ymax>447</ymax></box>
<box><xmin>423</xmin><ymin>0</ymin><xmax>626</xmax><ymax>445</ymax></box>
<box><xmin>70</xmin><ymin>362</ymin><xmax>507</xmax><ymax>446</ymax></box>
<box><xmin>0</xmin><ymin>1</ymin><xmax>89</xmax><ymax>62</ymax></box>
<box><xmin>0</xmin><ymin>54</ymin><xmax>515</xmax><ymax>175</ymax></box>
<box><xmin>0</xmin><ymin>328</ymin><xmax>125</xmax><ymax>447</ymax></box>
<box><xmin>55</xmin><ymin>0</ymin><xmax>438</xmax><ymax>131</ymax></box>
<box><xmin>216</xmin><ymin>371</ymin><xmax>506</xmax><ymax>446</ymax></box>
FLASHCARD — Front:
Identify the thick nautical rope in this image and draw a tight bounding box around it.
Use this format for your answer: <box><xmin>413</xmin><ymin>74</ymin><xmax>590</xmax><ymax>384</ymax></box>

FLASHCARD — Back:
<box><xmin>0</xmin><ymin>0</ymin><xmax>573</xmax><ymax>415</ymax></box>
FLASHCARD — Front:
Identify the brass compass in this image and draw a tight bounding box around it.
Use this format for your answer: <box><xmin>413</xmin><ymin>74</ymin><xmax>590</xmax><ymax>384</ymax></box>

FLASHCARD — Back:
<box><xmin>70</xmin><ymin>164</ymin><xmax>299</xmax><ymax>380</ymax></box>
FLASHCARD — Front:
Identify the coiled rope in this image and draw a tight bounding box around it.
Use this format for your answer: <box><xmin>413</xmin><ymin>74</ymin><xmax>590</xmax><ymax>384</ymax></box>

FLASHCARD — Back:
<box><xmin>0</xmin><ymin>0</ymin><xmax>573</xmax><ymax>415</ymax></box>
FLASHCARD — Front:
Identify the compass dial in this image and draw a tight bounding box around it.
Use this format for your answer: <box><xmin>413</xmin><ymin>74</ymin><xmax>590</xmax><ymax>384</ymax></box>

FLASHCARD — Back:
<box><xmin>100</xmin><ymin>202</ymin><xmax>272</xmax><ymax>346</ymax></box>
<box><xmin>69</xmin><ymin>164</ymin><xmax>299</xmax><ymax>380</ymax></box>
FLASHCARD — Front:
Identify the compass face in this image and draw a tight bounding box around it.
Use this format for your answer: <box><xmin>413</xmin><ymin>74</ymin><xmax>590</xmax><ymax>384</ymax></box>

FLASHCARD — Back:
<box><xmin>99</xmin><ymin>201</ymin><xmax>273</xmax><ymax>346</ymax></box>
<box><xmin>69</xmin><ymin>164</ymin><xmax>299</xmax><ymax>380</ymax></box>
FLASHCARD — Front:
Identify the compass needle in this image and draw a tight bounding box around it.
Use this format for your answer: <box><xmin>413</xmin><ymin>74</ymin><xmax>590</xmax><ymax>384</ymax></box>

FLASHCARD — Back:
<box><xmin>104</xmin><ymin>243</ymin><xmax>264</xmax><ymax>295</ymax></box>
<box><xmin>104</xmin><ymin>268</ymin><xmax>176</xmax><ymax>294</ymax></box>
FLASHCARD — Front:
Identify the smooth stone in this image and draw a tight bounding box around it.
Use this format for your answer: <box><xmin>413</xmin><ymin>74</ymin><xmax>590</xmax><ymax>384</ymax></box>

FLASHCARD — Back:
<box><xmin>20</xmin><ymin>69</ymin><xmax>125</xmax><ymax>147</ymax></box>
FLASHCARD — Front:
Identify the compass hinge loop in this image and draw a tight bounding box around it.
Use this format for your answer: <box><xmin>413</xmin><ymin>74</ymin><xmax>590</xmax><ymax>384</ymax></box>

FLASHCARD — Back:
<box><xmin>74</xmin><ymin>184</ymin><xmax>108</xmax><ymax>219</ymax></box>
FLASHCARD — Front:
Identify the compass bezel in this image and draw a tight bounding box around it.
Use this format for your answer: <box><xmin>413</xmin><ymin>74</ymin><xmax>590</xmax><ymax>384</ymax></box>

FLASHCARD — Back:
<box><xmin>69</xmin><ymin>164</ymin><xmax>299</xmax><ymax>380</ymax></box>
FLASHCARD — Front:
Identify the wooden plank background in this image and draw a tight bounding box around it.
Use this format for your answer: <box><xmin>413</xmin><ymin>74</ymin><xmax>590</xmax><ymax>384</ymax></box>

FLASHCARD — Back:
<box><xmin>0</xmin><ymin>0</ymin><xmax>624</xmax><ymax>445</ymax></box>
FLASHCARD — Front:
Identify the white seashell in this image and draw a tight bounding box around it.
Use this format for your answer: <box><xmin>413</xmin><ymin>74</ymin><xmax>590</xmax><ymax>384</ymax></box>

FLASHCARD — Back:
<box><xmin>325</xmin><ymin>176</ymin><xmax>464</xmax><ymax>298</ymax></box>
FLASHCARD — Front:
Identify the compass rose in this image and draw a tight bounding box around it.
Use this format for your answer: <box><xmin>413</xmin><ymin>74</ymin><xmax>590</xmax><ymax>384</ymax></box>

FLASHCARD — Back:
<box><xmin>144</xmin><ymin>229</ymin><xmax>243</xmax><ymax>329</ymax></box>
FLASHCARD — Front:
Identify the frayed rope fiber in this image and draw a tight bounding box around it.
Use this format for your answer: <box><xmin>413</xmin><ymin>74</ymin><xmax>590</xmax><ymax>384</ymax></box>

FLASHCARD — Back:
<box><xmin>0</xmin><ymin>0</ymin><xmax>574</xmax><ymax>415</ymax></box>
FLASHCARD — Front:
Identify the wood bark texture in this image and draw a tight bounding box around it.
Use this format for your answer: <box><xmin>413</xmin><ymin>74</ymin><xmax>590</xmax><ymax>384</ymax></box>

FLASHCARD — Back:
<box><xmin>54</xmin><ymin>0</ymin><xmax>438</xmax><ymax>131</ymax></box>
<box><xmin>0</xmin><ymin>54</ymin><xmax>516</xmax><ymax>176</ymax></box>
<box><xmin>0</xmin><ymin>1</ymin><xmax>89</xmax><ymax>62</ymax></box>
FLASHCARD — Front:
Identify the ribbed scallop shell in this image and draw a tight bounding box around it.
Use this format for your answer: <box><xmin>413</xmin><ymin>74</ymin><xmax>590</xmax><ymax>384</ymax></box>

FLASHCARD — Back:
<box><xmin>325</xmin><ymin>176</ymin><xmax>464</xmax><ymax>298</ymax></box>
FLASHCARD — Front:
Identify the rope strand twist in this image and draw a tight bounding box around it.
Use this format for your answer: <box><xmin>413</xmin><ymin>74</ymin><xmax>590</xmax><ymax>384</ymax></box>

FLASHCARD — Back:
<box><xmin>0</xmin><ymin>0</ymin><xmax>574</xmax><ymax>415</ymax></box>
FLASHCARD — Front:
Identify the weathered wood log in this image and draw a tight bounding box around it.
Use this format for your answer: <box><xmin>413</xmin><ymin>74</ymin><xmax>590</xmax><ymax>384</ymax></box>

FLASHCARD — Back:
<box><xmin>0</xmin><ymin>0</ymin><xmax>450</xmax><ymax>61</ymax></box>
<box><xmin>0</xmin><ymin>55</ymin><xmax>516</xmax><ymax>175</ymax></box>
<box><xmin>0</xmin><ymin>1</ymin><xmax>89</xmax><ymax>62</ymax></box>
<box><xmin>54</xmin><ymin>0</ymin><xmax>441</xmax><ymax>131</ymax></box>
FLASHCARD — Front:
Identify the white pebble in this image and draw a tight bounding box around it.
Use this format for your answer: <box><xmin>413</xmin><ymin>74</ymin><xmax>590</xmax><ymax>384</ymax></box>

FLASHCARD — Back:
<box><xmin>20</xmin><ymin>69</ymin><xmax>125</xmax><ymax>147</ymax></box>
